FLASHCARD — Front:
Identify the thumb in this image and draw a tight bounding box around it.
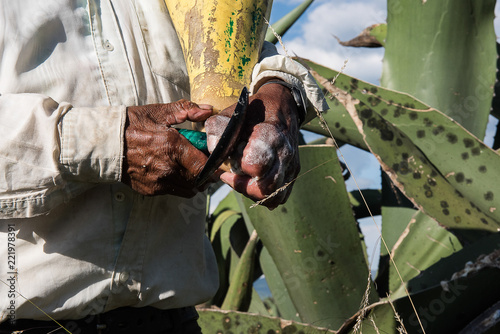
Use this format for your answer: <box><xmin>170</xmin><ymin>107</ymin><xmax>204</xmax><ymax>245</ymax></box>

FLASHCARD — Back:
<box><xmin>164</xmin><ymin>100</ymin><xmax>213</xmax><ymax>125</ymax></box>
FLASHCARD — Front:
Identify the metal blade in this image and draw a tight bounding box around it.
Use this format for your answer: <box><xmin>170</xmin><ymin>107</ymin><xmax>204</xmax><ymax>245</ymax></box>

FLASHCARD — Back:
<box><xmin>195</xmin><ymin>87</ymin><xmax>249</xmax><ymax>187</ymax></box>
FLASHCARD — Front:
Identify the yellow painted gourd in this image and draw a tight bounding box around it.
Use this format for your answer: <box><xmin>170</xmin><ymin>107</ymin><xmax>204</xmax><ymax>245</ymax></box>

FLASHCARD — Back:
<box><xmin>164</xmin><ymin>0</ymin><xmax>273</xmax><ymax>113</ymax></box>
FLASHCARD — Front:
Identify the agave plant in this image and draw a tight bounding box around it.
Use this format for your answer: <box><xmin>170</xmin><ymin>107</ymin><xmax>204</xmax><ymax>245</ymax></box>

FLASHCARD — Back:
<box><xmin>199</xmin><ymin>1</ymin><xmax>500</xmax><ymax>333</ymax></box>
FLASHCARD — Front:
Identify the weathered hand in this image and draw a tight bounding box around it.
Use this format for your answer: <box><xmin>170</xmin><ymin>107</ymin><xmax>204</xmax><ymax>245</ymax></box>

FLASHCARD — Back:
<box><xmin>205</xmin><ymin>81</ymin><xmax>301</xmax><ymax>209</ymax></box>
<box><xmin>122</xmin><ymin>100</ymin><xmax>213</xmax><ymax>197</ymax></box>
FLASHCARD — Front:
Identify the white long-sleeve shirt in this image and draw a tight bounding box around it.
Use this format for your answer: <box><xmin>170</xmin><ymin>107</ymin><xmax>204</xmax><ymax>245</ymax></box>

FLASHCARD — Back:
<box><xmin>0</xmin><ymin>0</ymin><xmax>327</xmax><ymax>321</ymax></box>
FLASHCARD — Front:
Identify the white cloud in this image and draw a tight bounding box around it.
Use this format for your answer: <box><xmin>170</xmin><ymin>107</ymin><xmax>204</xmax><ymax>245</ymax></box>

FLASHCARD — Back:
<box><xmin>277</xmin><ymin>0</ymin><xmax>387</xmax><ymax>85</ymax></box>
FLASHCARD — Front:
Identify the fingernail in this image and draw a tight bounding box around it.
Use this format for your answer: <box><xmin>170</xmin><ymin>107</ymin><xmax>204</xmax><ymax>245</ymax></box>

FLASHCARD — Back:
<box><xmin>198</xmin><ymin>104</ymin><xmax>213</xmax><ymax>110</ymax></box>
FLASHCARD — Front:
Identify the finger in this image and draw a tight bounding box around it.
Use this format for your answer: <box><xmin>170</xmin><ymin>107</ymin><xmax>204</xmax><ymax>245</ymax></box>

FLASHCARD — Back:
<box><xmin>205</xmin><ymin>115</ymin><xmax>230</xmax><ymax>152</ymax></box>
<box><xmin>161</xmin><ymin>100</ymin><xmax>213</xmax><ymax>125</ymax></box>
<box><xmin>240</xmin><ymin>137</ymin><xmax>276</xmax><ymax>177</ymax></box>
<box><xmin>172</xmin><ymin>129</ymin><xmax>210</xmax><ymax>181</ymax></box>
<box><xmin>220</xmin><ymin>172</ymin><xmax>285</xmax><ymax>209</ymax></box>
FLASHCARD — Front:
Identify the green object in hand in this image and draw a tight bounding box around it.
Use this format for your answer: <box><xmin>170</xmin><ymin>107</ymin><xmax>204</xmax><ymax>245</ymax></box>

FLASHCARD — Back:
<box><xmin>177</xmin><ymin>128</ymin><xmax>209</xmax><ymax>155</ymax></box>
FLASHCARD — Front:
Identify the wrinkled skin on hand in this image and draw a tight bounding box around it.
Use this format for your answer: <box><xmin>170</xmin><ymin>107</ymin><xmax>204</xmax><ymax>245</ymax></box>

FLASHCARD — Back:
<box><xmin>205</xmin><ymin>81</ymin><xmax>301</xmax><ymax>209</ymax></box>
<box><xmin>122</xmin><ymin>100</ymin><xmax>213</xmax><ymax>197</ymax></box>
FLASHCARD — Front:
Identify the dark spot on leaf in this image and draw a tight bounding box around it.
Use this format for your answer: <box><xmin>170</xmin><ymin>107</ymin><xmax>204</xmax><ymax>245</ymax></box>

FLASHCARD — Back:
<box><xmin>461</xmin><ymin>152</ymin><xmax>469</xmax><ymax>160</ymax></box>
<box><xmin>340</xmin><ymin>127</ymin><xmax>346</xmax><ymax>134</ymax></box>
<box><xmin>335</xmin><ymin>122</ymin><xmax>340</xmax><ymax>128</ymax></box>
<box><xmin>423</xmin><ymin>118</ymin><xmax>433</xmax><ymax>127</ymax></box>
<box><xmin>455</xmin><ymin>173</ymin><xmax>465</xmax><ymax>183</ymax></box>
<box><xmin>425</xmin><ymin>190</ymin><xmax>433</xmax><ymax>198</ymax></box>
<box><xmin>479</xmin><ymin>166</ymin><xmax>487</xmax><ymax>173</ymax></box>
<box><xmin>402</xmin><ymin>153</ymin><xmax>409</xmax><ymax>160</ymax></box>
<box><xmin>428</xmin><ymin>178</ymin><xmax>437</xmax><ymax>186</ymax></box>
<box><xmin>392</xmin><ymin>163</ymin><xmax>400</xmax><ymax>172</ymax></box>
<box><xmin>471</xmin><ymin>147</ymin><xmax>481</xmax><ymax>156</ymax></box>
<box><xmin>442</xmin><ymin>209</ymin><xmax>450</xmax><ymax>215</ymax></box>
<box><xmin>413</xmin><ymin>172</ymin><xmax>421</xmax><ymax>179</ymax></box>
<box><xmin>378</xmin><ymin>123</ymin><xmax>394</xmax><ymax>141</ymax></box>
<box><xmin>430</xmin><ymin>170</ymin><xmax>438</xmax><ymax>177</ymax></box>
<box><xmin>317</xmin><ymin>250</ymin><xmax>325</xmax><ymax>257</ymax></box>
<box><xmin>440</xmin><ymin>201</ymin><xmax>449</xmax><ymax>208</ymax></box>
<box><xmin>432</xmin><ymin>126</ymin><xmax>445</xmax><ymax>135</ymax></box>
<box><xmin>281</xmin><ymin>207</ymin><xmax>288</xmax><ymax>214</ymax></box>
<box><xmin>367</xmin><ymin>118</ymin><xmax>377</xmax><ymax>128</ymax></box>
<box><xmin>465</xmin><ymin>209</ymin><xmax>471</xmax><ymax>215</ymax></box>
<box><xmin>399</xmin><ymin>161</ymin><xmax>409</xmax><ymax>174</ymax></box>
<box><xmin>360</xmin><ymin>108</ymin><xmax>373</xmax><ymax>119</ymax></box>
<box><xmin>463</xmin><ymin>138</ymin><xmax>474</xmax><ymax>148</ymax></box>
<box><xmin>481</xmin><ymin>218</ymin><xmax>488</xmax><ymax>225</ymax></box>
<box><xmin>370</xmin><ymin>87</ymin><xmax>378</xmax><ymax>94</ymax></box>
<box><xmin>417</xmin><ymin>130</ymin><xmax>426</xmax><ymax>138</ymax></box>
<box><xmin>466</xmin><ymin>179</ymin><xmax>473</xmax><ymax>185</ymax></box>
<box><xmin>393</xmin><ymin>108</ymin><xmax>401</xmax><ymax>118</ymax></box>
<box><xmin>409</xmin><ymin>112</ymin><xmax>418</xmax><ymax>120</ymax></box>
<box><xmin>446</xmin><ymin>133</ymin><xmax>458</xmax><ymax>144</ymax></box>
<box><xmin>485</xmin><ymin>191</ymin><xmax>494</xmax><ymax>201</ymax></box>
<box><xmin>283</xmin><ymin>325</ymin><xmax>298</xmax><ymax>334</ymax></box>
<box><xmin>381</xmin><ymin>108</ymin><xmax>388</xmax><ymax>115</ymax></box>
<box><xmin>396</xmin><ymin>138</ymin><xmax>403</xmax><ymax>146</ymax></box>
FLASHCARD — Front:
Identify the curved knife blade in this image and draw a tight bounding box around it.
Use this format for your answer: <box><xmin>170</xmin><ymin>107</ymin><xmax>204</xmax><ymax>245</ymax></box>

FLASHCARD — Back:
<box><xmin>195</xmin><ymin>87</ymin><xmax>249</xmax><ymax>187</ymax></box>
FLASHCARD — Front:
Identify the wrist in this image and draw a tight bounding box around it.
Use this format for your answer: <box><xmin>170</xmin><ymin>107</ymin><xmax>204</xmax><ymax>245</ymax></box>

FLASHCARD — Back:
<box><xmin>257</xmin><ymin>80</ymin><xmax>306</xmax><ymax>125</ymax></box>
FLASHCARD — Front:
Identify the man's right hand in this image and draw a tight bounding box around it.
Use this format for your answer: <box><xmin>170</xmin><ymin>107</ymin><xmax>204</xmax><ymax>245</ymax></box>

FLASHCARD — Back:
<box><xmin>122</xmin><ymin>100</ymin><xmax>213</xmax><ymax>198</ymax></box>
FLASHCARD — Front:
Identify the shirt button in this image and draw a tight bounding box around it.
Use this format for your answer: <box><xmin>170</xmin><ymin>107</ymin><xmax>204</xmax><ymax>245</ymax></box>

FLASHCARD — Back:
<box><xmin>114</xmin><ymin>192</ymin><xmax>125</xmax><ymax>202</ymax></box>
<box><xmin>104</xmin><ymin>40</ymin><xmax>114</xmax><ymax>51</ymax></box>
<box><xmin>119</xmin><ymin>271</ymin><xmax>130</xmax><ymax>283</ymax></box>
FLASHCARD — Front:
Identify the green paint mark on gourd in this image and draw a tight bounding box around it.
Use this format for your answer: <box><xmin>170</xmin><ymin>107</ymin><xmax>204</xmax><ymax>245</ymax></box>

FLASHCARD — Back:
<box><xmin>241</xmin><ymin>55</ymin><xmax>251</xmax><ymax>66</ymax></box>
<box><xmin>224</xmin><ymin>17</ymin><xmax>234</xmax><ymax>50</ymax></box>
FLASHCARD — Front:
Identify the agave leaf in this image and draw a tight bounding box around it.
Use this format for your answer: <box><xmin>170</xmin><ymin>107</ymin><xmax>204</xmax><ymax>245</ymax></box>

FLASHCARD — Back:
<box><xmin>382</xmin><ymin>0</ymin><xmax>496</xmax><ymax>138</ymax></box>
<box><xmin>304</xmin><ymin>62</ymin><xmax>500</xmax><ymax>234</ymax></box>
<box><xmin>210</xmin><ymin>210</ymin><xmax>244</xmax><ymax>306</ymax></box>
<box><xmin>301</xmin><ymin>70</ymin><xmax>367</xmax><ymax>150</ymax></box>
<box><xmin>408</xmin><ymin>232</ymin><xmax>500</xmax><ymax>292</ymax></box>
<box><xmin>259</xmin><ymin>246</ymin><xmax>301</xmax><ymax>321</ymax></box>
<box><xmin>369</xmin><ymin>23</ymin><xmax>386</xmax><ymax>46</ymax></box>
<box><xmin>265</xmin><ymin>0</ymin><xmax>313</xmax><ymax>44</ymax></box>
<box><xmin>221</xmin><ymin>230</ymin><xmax>259</xmax><ymax>310</ymax></box>
<box><xmin>349</xmin><ymin>96</ymin><xmax>499</xmax><ymax>235</ymax></box>
<box><xmin>334</xmin><ymin>23</ymin><xmax>385</xmax><ymax>48</ymax></box>
<box><xmin>349</xmin><ymin>189</ymin><xmax>382</xmax><ymax>219</ymax></box>
<box><xmin>304</xmin><ymin>59</ymin><xmax>500</xmax><ymax>226</ymax></box>
<box><xmin>238</xmin><ymin>145</ymin><xmax>376</xmax><ymax>329</ymax></box>
<box><xmin>198</xmin><ymin>308</ymin><xmax>337</xmax><ymax>333</ymax></box>
<box><xmin>247</xmin><ymin>287</ymin><xmax>271</xmax><ymax>315</ymax></box>
<box><xmin>388</xmin><ymin>210</ymin><xmax>462</xmax><ymax>299</ymax></box>
<box><xmin>359</xmin><ymin>264</ymin><xmax>500</xmax><ymax>334</ymax></box>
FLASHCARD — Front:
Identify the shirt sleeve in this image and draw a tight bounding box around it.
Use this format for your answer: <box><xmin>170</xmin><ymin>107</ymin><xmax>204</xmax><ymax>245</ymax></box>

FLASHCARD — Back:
<box><xmin>0</xmin><ymin>93</ymin><xmax>126</xmax><ymax>219</ymax></box>
<box><xmin>250</xmin><ymin>41</ymin><xmax>329</xmax><ymax>123</ymax></box>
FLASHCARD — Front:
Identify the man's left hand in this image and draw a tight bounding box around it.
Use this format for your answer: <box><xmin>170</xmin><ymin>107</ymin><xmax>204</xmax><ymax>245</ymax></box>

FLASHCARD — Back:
<box><xmin>205</xmin><ymin>81</ymin><xmax>301</xmax><ymax>209</ymax></box>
